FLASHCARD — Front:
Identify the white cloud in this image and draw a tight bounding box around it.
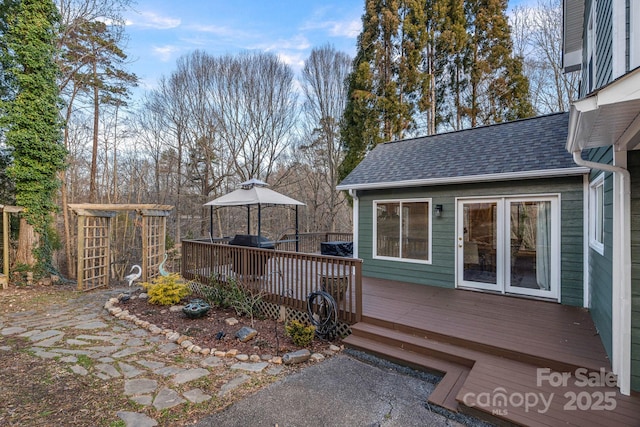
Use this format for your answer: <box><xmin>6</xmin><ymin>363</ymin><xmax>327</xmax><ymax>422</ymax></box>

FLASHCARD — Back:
<box><xmin>328</xmin><ymin>19</ymin><xmax>361</xmax><ymax>38</ymax></box>
<box><xmin>277</xmin><ymin>51</ymin><xmax>306</xmax><ymax>69</ymax></box>
<box><xmin>153</xmin><ymin>45</ymin><xmax>180</xmax><ymax>62</ymax></box>
<box><xmin>254</xmin><ymin>34</ymin><xmax>311</xmax><ymax>53</ymax></box>
<box><xmin>128</xmin><ymin>11</ymin><xmax>181</xmax><ymax>29</ymax></box>
<box><xmin>188</xmin><ymin>23</ymin><xmax>248</xmax><ymax>38</ymax></box>
<box><xmin>301</xmin><ymin>18</ymin><xmax>361</xmax><ymax>38</ymax></box>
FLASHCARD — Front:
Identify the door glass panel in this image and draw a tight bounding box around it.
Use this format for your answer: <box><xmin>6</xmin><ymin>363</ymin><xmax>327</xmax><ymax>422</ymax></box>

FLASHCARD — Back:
<box><xmin>463</xmin><ymin>202</ymin><xmax>497</xmax><ymax>284</ymax></box>
<box><xmin>509</xmin><ymin>201</ymin><xmax>551</xmax><ymax>291</ymax></box>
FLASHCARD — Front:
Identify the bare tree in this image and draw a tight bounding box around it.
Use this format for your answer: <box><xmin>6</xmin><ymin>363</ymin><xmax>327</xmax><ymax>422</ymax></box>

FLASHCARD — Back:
<box><xmin>299</xmin><ymin>45</ymin><xmax>352</xmax><ymax>232</ymax></box>
<box><xmin>211</xmin><ymin>52</ymin><xmax>298</xmax><ymax>184</ymax></box>
<box><xmin>510</xmin><ymin>0</ymin><xmax>579</xmax><ymax>113</ymax></box>
<box><xmin>55</xmin><ymin>0</ymin><xmax>134</xmax><ymax>276</ymax></box>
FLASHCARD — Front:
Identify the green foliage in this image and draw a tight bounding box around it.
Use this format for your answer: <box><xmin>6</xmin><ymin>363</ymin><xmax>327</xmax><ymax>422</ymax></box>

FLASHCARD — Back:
<box><xmin>0</xmin><ymin>0</ymin><xmax>67</xmax><ymax>270</ymax></box>
<box><xmin>200</xmin><ymin>277</ymin><xmax>244</xmax><ymax>309</ymax></box>
<box><xmin>165</xmin><ymin>233</ymin><xmax>175</xmax><ymax>250</ymax></box>
<box><xmin>285</xmin><ymin>320</ymin><xmax>315</xmax><ymax>347</ymax></box>
<box><xmin>142</xmin><ymin>274</ymin><xmax>191</xmax><ymax>306</ymax></box>
<box><xmin>200</xmin><ymin>277</ymin><xmax>264</xmax><ymax>326</ymax></box>
<box><xmin>340</xmin><ymin>0</ymin><xmax>534</xmax><ymax>178</ymax></box>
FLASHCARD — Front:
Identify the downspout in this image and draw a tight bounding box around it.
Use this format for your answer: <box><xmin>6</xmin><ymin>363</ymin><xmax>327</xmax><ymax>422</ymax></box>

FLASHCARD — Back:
<box><xmin>572</xmin><ymin>150</ymin><xmax>632</xmax><ymax>396</ymax></box>
<box><xmin>349</xmin><ymin>189</ymin><xmax>359</xmax><ymax>259</ymax></box>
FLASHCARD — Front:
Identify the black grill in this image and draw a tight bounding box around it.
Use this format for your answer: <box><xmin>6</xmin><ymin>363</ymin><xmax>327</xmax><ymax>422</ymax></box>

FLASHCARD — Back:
<box><xmin>228</xmin><ymin>234</ymin><xmax>274</xmax><ymax>277</ymax></box>
<box><xmin>228</xmin><ymin>234</ymin><xmax>275</xmax><ymax>249</ymax></box>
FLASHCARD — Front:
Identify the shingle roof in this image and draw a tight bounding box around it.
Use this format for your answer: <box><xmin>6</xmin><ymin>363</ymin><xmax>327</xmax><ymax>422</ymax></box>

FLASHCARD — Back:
<box><xmin>337</xmin><ymin>112</ymin><xmax>586</xmax><ymax>190</ymax></box>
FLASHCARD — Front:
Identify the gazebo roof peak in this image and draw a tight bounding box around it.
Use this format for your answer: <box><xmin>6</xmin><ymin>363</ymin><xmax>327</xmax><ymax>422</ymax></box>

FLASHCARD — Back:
<box><xmin>240</xmin><ymin>178</ymin><xmax>268</xmax><ymax>189</ymax></box>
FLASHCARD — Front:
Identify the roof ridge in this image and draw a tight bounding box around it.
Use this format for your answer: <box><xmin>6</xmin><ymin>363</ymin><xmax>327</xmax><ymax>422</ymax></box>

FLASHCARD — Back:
<box><xmin>383</xmin><ymin>111</ymin><xmax>568</xmax><ymax>145</ymax></box>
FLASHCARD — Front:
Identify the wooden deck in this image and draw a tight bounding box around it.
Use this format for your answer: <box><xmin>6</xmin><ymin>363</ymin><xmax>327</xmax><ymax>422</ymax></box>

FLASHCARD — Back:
<box><xmin>344</xmin><ymin>277</ymin><xmax>640</xmax><ymax>426</ymax></box>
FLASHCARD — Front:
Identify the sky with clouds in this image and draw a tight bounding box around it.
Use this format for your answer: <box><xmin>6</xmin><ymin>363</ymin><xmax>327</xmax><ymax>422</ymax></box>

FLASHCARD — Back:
<box><xmin>123</xmin><ymin>0</ymin><xmax>535</xmax><ymax>96</ymax></box>
<box><xmin>123</xmin><ymin>1</ymin><xmax>364</xmax><ymax>94</ymax></box>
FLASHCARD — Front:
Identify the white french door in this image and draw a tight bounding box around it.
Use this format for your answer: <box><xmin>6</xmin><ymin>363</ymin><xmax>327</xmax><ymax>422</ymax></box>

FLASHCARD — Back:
<box><xmin>456</xmin><ymin>196</ymin><xmax>559</xmax><ymax>300</ymax></box>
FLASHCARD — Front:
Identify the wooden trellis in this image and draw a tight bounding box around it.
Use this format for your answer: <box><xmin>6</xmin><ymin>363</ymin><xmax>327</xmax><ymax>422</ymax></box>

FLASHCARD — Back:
<box><xmin>0</xmin><ymin>205</ymin><xmax>24</xmax><ymax>289</ymax></box>
<box><xmin>140</xmin><ymin>208</ymin><xmax>170</xmax><ymax>282</ymax></box>
<box><xmin>69</xmin><ymin>204</ymin><xmax>174</xmax><ymax>291</ymax></box>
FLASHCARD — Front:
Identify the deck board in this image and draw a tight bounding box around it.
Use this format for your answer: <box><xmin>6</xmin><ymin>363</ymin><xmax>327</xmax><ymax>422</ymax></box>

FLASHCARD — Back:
<box><xmin>345</xmin><ymin>277</ymin><xmax>640</xmax><ymax>426</ymax></box>
<box><xmin>361</xmin><ymin>277</ymin><xmax>609</xmax><ymax>371</ymax></box>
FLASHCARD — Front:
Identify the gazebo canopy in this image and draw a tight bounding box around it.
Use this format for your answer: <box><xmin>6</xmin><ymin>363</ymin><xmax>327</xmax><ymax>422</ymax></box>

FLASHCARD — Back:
<box><xmin>204</xmin><ymin>179</ymin><xmax>304</xmax><ymax>207</ymax></box>
<box><xmin>203</xmin><ymin>179</ymin><xmax>304</xmax><ymax>245</ymax></box>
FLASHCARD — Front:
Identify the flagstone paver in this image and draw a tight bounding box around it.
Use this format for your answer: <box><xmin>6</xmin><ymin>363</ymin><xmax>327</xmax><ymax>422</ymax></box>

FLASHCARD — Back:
<box><xmin>153</xmin><ymin>388</ymin><xmax>185</xmax><ymax>410</ymax></box>
<box><xmin>124</xmin><ymin>378</ymin><xmax>158</xmax><ymax>396</ymax></box>
<box><xmin>0</xmin><ymin>286</ymin><xmax>340</xmax><ymax>426</ymax></box>
<box><xmin>117</xmin><ymin>411</ymin><xmax>158</xmax><ymax>427</ymax></box>
<box><xmin>172</xmin><ymin>367</ymin><xmax>210</xmax><ymax>385</ymax></box>
<box><xmin>230</xmin><ymin>361</ymin><xmax>269</xmax><ymax>372</ymax></box>
<box><xmin>218</xmin><ymin>374</ymin><xmax>250</xmax><ymax>397</ymax></box>
<box><xmin>1</xmin><ymin>326</ymin><xmax>27</xmax><ymax>336</ymax></box>
<box><xmin>183</xmin><ymin>388</ymin><xmax>212</xmax><ymax>404</ymax></box>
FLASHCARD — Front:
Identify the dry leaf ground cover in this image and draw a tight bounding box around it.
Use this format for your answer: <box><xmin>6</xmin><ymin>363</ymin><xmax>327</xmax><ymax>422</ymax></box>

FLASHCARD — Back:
<box><xmin>0</xmin><ymin>284</ymin><xmax>338</xmax><ymax>426</ymax></box>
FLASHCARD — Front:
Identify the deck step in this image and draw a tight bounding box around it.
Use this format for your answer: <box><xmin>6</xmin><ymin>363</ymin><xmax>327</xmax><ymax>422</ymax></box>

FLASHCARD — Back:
<box><xmin>349</xmin><ymin>322</ymin><xmax>477</xmax><ymax>367</ymax></box>
<box><xmin>354</xmin><ymin>318</ymin><xmax>601</xmax><ymax>373</ymax></box>
<box><xmin>343</xmin><ymin>334</ymin><xmax>470</xmax><ymax>412</ymax></box>
<box><xmin>458</xmin><ymin>358</ymin><xmax>640</xmax><ymax>427</ymax></box>
<box><xmin>345</xmin><ymin>323</ymin><xmax>640</xmax><ymax>427</ymax></box>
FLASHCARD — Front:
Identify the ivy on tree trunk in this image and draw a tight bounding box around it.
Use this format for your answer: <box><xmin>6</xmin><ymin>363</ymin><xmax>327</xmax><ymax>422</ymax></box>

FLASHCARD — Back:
<box><xmin>0</xmin><ymin>0</ymin><xmax>67</xmax><ymax>273</ymax></box>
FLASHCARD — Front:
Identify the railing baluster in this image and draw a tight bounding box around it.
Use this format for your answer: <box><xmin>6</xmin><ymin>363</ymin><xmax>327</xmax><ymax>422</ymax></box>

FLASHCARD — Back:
<box><xmin>181</xmin><ymin>238</ymin><xmax>361</xmax><ymax>324</ymax></box>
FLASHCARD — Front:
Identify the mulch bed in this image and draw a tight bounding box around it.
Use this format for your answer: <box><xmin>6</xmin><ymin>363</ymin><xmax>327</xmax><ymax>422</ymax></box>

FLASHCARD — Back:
<box><xmin>119</xmin><ymin>289</ymin><xmax>336</xmax><ymax>356</ymax></box>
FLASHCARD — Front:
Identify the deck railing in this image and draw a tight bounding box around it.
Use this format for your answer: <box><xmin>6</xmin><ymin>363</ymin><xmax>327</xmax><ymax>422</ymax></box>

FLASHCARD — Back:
<box><xmin>181</xmin><ymin>239</ymin><xmax>362</xmax><ymax>324</ymax></box>
<box><xmin>275</xmin><ymin>232</ymin><xmax>353</xmax><ymax>253</ymax></box>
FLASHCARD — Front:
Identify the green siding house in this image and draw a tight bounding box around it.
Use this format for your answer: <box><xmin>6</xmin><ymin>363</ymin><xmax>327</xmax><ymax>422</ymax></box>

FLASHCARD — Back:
<box><xmin>338</xmin><ymin>0</ymin><xmax>640</xmax><ymax>397</ymax></box>
<box><xmin>564</xmin><ymin>0</ymin><xmax>640</xmax><ymax>395</ymax></box>
<box><xmin>338</xmin><ymin>112</ymin><xmax>588</xmax><ymax>306</ymax></box>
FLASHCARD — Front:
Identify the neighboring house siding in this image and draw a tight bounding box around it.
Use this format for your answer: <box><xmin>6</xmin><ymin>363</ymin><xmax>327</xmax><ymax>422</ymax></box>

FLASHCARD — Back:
<box><xmin>581</xmin><ymin>0</ymin><xmax>613</xmax><ymax>97</ymax></box>
<box><xmin>356</xmin><ymin>177</ymin><xmax>584</xmax><ymax>306</ymax></box>
<box><xmin>587</xmin><ymin>146</ymin><xmax>614</xmax><ymax>359</ymax></box>
<box><xmin>596</xmin><ymin>0</ymin><xmax>614</xmax><ymax>88</ymax></box>
<box><xmin>629</xmin><ymin>150</ymin><xmax>640</xmax><ymax>391</ymax></box>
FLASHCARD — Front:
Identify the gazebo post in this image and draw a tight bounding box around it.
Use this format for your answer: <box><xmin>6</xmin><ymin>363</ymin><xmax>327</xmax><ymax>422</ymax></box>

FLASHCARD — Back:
<box><xmin>295</xmin><ymin>205</ymin><xmax>299</xmax><ymax>252</ymax></box>
<box><xmin>209</xmin><ymin>206</ymin><xmax>213</xmax><ymax>239</ymax></box>
<box><xmin>258</xmin><ymin>204</ymin><xmax>262</xmax><ymax>238</ymax></box>
<box><xmin>247</xmin><ymin>206</ymin><xmax>250</xmax><ymax>234</ymax></box>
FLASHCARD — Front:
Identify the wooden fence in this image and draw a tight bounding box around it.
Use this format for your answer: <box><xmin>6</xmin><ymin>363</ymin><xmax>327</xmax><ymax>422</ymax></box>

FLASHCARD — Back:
<box><xmin>275</xmin><ymin>232</ymin><xmax>353</xmax><ymax>253</ymax></box>
<box><xmin>181</xmin><ymin>239</ymin><xmax>362</xmax><ymax>324</ymax></box>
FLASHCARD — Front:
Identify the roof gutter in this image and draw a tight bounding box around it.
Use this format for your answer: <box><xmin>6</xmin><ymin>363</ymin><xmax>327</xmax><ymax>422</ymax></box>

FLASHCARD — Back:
<box><xmin>336</xmin><ymin>167</ymin><xmax>589</xmax><ymax>191</ymax></box>
<box><xmin>572</xmin><ymin>150</ymin><xmax>631</xmax><ymax>396</ymax></box>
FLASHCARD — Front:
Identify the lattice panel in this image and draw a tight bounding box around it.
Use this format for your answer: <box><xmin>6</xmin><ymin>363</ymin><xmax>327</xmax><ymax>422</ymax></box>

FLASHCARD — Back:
<box><xmin>189</xmin><ymin>283</ymin><xmax>351</xmax><ymax>338</ymax></box>
<box><xmin>79</xmin><ymin>216</ymin><xmax>110</xmax><ymax>291</ymax></box>
<box><xmin>142</xmin><ymin>215</ymin><xmax>166</xmax><ymax>281</ymax></box>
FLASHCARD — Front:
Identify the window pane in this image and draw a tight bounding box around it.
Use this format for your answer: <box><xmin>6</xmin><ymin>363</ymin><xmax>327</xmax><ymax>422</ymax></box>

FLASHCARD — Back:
<box><xmin>596</xmin><ymin>183</ymin><xmax>604</xmax><ymax>244</ymax></box>
<box><xmin>376</xmin><ymin>202</ymin><xmax>399</xmax><ymax>257</ymax></box>
<box><xmin>401</xmin><ymin>202</ymin><xmax>429</xmax><ymax>260</ymax></box>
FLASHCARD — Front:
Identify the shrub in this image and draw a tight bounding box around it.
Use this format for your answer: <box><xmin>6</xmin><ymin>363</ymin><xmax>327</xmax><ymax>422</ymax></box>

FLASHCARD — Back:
<box><xmin>285</xmin><ymin>320</ymin><xmax>315</xmax><ymax>347</ymax></box>
<box><xmin>200</xmin><ymin>278</ymin><xmax>264</xmax><ymax>326</ymax></box>
<box><xmin>142</xmin><ymin>274</ymin><xmax>191</xmax><ymax>306</ymax></box>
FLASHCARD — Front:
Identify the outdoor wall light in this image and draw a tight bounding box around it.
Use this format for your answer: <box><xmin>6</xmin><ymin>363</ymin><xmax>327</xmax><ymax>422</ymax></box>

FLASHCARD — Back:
<box><xmin>435</xmin><ymin>204</ymin><xmax>443</xmax><ymax>218</ymax></box>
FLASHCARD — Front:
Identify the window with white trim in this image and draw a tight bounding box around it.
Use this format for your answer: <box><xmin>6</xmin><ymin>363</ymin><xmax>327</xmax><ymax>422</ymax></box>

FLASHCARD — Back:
<box><xmin>589</xmin><ymin>173</ymin><xmax>605</xmax><ymax>254</ymax></box>
<box><xmin>374</xmin><ymin>199</ymin><xmax>431</xmax><ymax>263</ymax></box>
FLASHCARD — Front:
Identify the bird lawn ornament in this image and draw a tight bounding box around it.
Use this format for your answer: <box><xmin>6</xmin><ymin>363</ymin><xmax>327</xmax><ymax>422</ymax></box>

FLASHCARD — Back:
<box><xmin>124</xmin><ymin>264</ymin><xmax>142</xmax><ymax>287</ymax></box>
<box><xmin>159</xmin><ymin>253</ymin><xmax>170</xmax><ymax>277</ymax></box>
